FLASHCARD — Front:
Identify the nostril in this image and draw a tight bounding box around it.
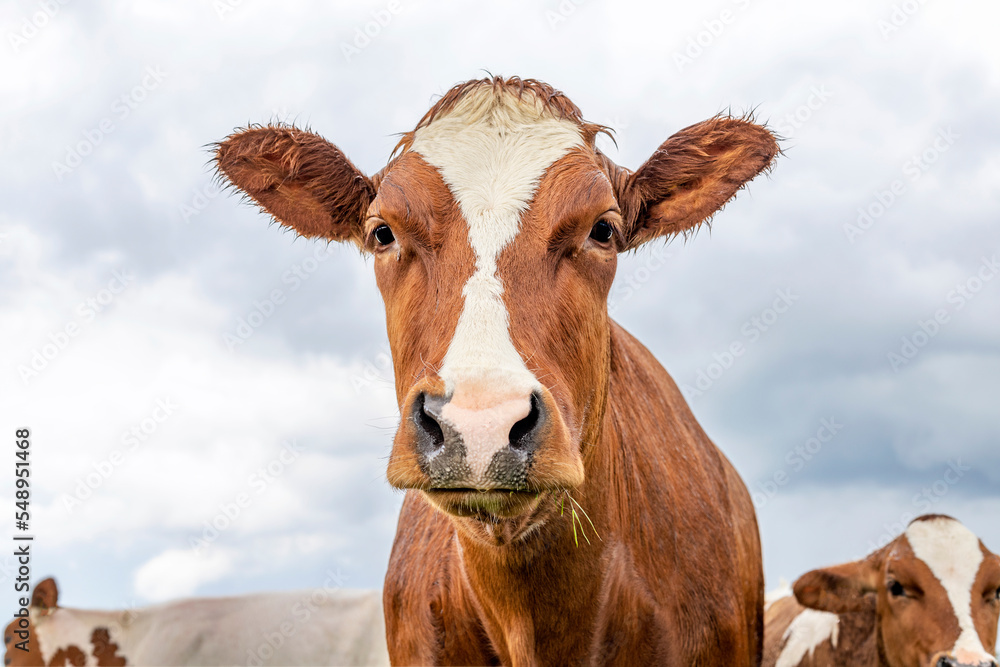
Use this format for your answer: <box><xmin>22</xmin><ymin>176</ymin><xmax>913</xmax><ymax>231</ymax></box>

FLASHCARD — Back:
<box><xmin>509</xmin><ymin>393</ymin><xmax>541</xmax><ymax>451</ymax></box>
<box><xmin>415</xmin><ymin>393</ymin><xmax>445</xmax><ymax>452</ymax></box>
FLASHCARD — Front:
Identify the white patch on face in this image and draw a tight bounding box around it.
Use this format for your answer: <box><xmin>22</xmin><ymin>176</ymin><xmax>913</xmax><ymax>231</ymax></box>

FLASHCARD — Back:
<box><xmin>776</xmin><ymin>608</ymin><xmax>840</xmax><ymax>667</ymax></box>
<box><xmin>906</xmin><ymin>517</ymin><xmax>994</xmax><ymax>661</ymax></box>
<box><xmin>409</xmin><ymin>86</ymin><xmax>584</xmax><ymax>403</ymax></box>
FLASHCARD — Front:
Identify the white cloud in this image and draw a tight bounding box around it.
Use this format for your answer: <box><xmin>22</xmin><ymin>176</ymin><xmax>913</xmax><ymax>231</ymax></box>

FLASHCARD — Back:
<box><xmin>134</xmin><ymin>547</ymin><xmax>235</xmax><ymax>601</ymax></box>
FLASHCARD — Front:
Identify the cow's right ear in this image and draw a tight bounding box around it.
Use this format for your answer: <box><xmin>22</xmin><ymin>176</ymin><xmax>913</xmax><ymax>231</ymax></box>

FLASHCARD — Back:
<box><xmin>31</xmin><ymin>577</ymin><xmax>58</xmax><ymax>610</ymax></box>
<box><xmin>793</xmin><ymin>557</ymin><xmax>880</xmax><ymax>614</ymax></box>
<box><xmin>214</xmin><ymin>125</ymin><xmax>375</xmax><ymax>247</ymax></box>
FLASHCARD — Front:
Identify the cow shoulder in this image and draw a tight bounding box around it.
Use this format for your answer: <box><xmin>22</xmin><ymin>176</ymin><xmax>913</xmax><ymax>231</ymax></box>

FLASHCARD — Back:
<box><xmin>588</xmin><ymin>542</ymin><xmax>677</xmax><ymax>666</ymax></box>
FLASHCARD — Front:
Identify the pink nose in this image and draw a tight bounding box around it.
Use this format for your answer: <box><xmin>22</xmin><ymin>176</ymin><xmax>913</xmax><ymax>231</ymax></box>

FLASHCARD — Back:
<box><xmin>411</xmin><ymin>391</ymin><xmax>543</xmax><ymax>490</ymax></box>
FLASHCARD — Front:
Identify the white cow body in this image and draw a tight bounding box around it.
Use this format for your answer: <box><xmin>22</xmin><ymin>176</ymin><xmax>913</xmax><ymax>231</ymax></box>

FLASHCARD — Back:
<box><xmin>6</xmin><ymin>580</ymin><xmax>389</xmax><ymax>667</ymax></box>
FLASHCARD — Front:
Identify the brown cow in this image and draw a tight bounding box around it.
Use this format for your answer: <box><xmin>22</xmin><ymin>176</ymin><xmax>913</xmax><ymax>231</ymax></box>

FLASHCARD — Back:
<box><xmin>763</xmin><ymin>515</ymin><xmax>1000</xmax><ymax>667</ymax></box>
<box><xmin>216</xmin><ymin>76</ymin><xmax>778</xmax><ymax>665</ymax></box>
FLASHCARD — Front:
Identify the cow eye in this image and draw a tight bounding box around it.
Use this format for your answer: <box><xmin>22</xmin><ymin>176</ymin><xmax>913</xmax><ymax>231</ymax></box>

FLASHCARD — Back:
<box><xmin>373</xmin><ymin>224</ymin><xmax>395</xmax><ymax>246</ymax></box>
<box><xmin>589</xmin><ymin>220</ymin><xmax>614</xmax><ymax>244</ymax></box>
<box><xmin>889</xmin><ymin>580</ymin><xmax>905</xmax><ymax>598</ymax></box>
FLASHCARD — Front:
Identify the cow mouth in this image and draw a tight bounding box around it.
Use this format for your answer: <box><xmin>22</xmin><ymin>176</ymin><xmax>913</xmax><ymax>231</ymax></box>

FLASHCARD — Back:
<box><xmin>423</xmin><ymin>488</ymin><xmax>543</xmax><ymax>520</ymax></box>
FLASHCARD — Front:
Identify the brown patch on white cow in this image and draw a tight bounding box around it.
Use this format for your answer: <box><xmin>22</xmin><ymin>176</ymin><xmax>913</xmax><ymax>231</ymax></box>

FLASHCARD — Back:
<box><xmin>88</xmin><ymin>629</ymin><xmax>126</xmax><ymax>667</ymax></box>
<box><xmin>44</xmin><ymin>646</ymin><xmax>85</xmax><ymax>667</ymax></box>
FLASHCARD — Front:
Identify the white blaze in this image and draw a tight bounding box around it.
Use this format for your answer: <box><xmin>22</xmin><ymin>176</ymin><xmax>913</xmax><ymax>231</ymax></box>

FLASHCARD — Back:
<box><xmin>409</xmin><ymin>86</ymin><xmax>583</xmax><ymax>402</ymax></box>
<box><xmin>776</xmin><ymin>608</ymin><xmax>840</xmax><ymax>667</ymax></box>
<box><xmin>906</xmin><ymin>517</ymin><xmax>994</xmax><ymax>661</ymax></box>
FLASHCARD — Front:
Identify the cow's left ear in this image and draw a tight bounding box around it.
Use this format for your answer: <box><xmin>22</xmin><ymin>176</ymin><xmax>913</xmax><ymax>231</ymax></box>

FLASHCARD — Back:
<box><xmin>616</xmin><ymin>116</ymin><xmax>778</xmax><ymax>250</ymax></box>
<box><xmin>793</xmin><ymin>556</ymin><xmax>881</xmax><ymax>614</ymax></box>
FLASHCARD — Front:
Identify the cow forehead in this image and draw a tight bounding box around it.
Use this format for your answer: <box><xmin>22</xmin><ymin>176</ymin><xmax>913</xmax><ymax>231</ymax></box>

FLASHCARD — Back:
<box><xmin>904</xmin><ymin>517</ymin><xmax>989</xmax><ymax>655</ymax></box>
<box><xmin>904</xmin><ymin>518</ymin><xmax>983</xmax><ymax>588</ymax></box>
<box><xmin>408</xmin><ymin>85</ymin><xmax>585</xmax><ymax>248</ymax></box>
<box><xmin>405</xmin><ymin>86</ymin><xmax>585</xmax><ymax>398</ymax></box>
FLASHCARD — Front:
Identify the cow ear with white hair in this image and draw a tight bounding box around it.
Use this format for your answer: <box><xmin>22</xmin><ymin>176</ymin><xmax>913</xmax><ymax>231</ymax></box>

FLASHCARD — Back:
<box><xmin>793</xmin><ymin>554</ymin><xmax>882</xmax><ymax>615</ymax></box>
<box><xmin>614</xmin><ymin>115</ymin><xmax>779</xmax><ymax>251</ymax></box>
<box><xmin>215</xmin><ymin>125</ymin><xmax>375</xmax><ymax>247</ymax></box>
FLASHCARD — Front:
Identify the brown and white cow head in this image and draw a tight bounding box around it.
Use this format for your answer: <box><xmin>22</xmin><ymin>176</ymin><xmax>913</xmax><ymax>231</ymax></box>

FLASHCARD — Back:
<box><xmin>215</xmin><ymin>77</ymin><xmax>777</xmax><ymax>533</ymax></box>
<box><xmin>794</xmin><ymin>515</ymin><xmax>1000</xmax><ymax>667</ymax></box>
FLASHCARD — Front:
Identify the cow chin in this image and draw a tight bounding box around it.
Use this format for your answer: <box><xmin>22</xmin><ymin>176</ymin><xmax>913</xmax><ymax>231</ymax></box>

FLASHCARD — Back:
<box><xmin>426</xmin><ymin>488</ymin><xmax>572</xmax><ymax>547</ymax></box>
<box><xmin>386</xmin><ymin>379</ymin><xmax>585</xmax><ymax>521</ymax></box>
<box><xmin>423</xmin><ymin>489</ymin><xmax>543</xmax><ymax>520</ymax></box>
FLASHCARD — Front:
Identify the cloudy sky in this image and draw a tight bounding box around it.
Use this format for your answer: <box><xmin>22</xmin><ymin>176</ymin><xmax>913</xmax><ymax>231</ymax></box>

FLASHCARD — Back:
<box><xmin>2</xmin><ymin>0</ymin><xmax>998</xmax><ymax>613</ymax></box>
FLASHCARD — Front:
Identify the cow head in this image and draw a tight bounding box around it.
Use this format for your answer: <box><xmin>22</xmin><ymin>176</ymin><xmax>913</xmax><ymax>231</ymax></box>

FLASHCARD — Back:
<box><xmin>215</xmin><ymin>77</ymin><xmax>777</xmax><ymax>537</ymax></box>
<box><xmin>794</xmin><ymin>515</ymin><xmax>1000</xmax><ymax>667</ymax></box>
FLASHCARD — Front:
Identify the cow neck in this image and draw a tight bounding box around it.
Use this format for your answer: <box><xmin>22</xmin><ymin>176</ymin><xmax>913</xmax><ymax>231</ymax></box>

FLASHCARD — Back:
<box><xmin>447</xmin><ymin>321</ymin><xmax>650</xmax><ymax>664</ymax></box>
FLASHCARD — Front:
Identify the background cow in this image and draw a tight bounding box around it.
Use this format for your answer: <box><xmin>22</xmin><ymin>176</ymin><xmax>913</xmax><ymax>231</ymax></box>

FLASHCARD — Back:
<box><xmin>763</xmin><ymin>515</ymin><xmax>1000</xmax><ymax>667</ymax></box>
<box><xmin>216</xmin><ymin>76</ymin><xmax>778</xmax><ymax>665</ymax></box>
<box><xmin>4</xmin><ymin>577</ymin><xmax>389</xmax><ymax>666</ymax></box>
